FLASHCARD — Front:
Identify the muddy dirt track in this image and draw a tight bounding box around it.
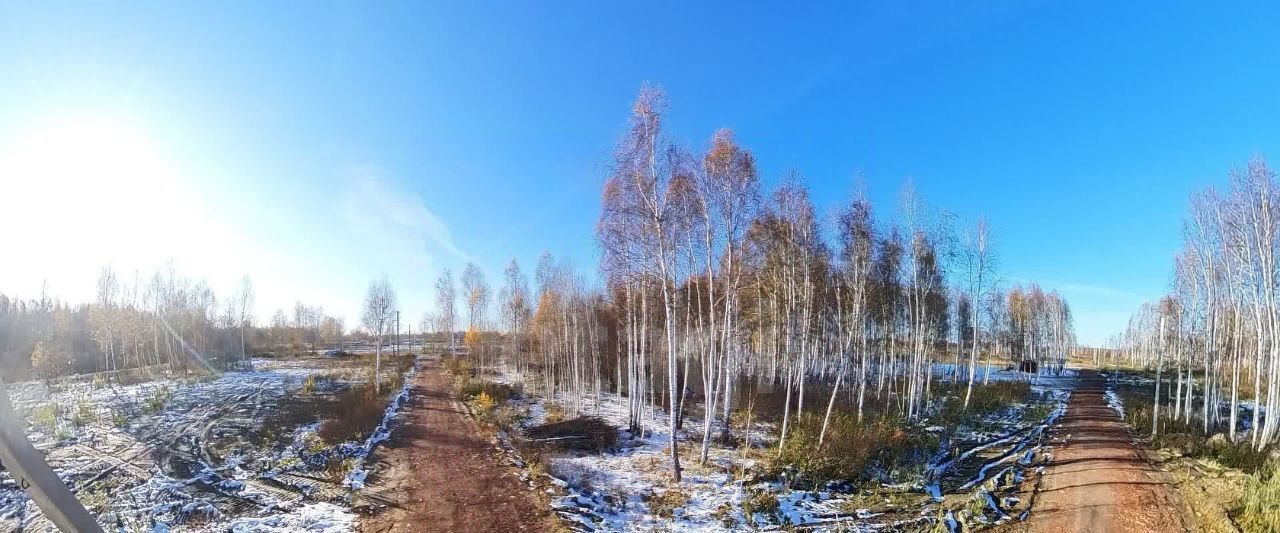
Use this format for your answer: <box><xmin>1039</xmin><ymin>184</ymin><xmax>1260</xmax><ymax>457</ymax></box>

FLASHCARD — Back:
<box><xmin>1006</xmin><ymin>369</ymin><xmax>1189</xmax><ymax>533</ymax></box>
<box><xmin>357</xmin><ymin>358</ymin><xmax>555</xmax><ymax>533</ymax></box>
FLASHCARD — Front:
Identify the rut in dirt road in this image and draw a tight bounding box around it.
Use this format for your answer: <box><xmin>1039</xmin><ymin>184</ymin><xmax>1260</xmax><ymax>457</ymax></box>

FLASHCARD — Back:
<box><xmin>1016</xmin><ymin>369</ymin><xmax>1187</xmax><ymax>533</ymax></box>
<box><xmin>357</xmin><ymin>358</ymin><xmax>555</xmax><ymax>533</ymax></box>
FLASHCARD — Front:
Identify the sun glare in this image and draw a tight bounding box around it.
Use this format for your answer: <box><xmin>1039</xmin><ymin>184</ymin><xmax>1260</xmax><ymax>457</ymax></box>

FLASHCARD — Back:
<box><xmin>0</xmin><ymin>116</ymin><xmax>206</xmax><ymax>298</ymax></box>
<box><xmin>1</xmin><ymin>116</ymin><xmax>175</xmax><ymax>200</ymax></box>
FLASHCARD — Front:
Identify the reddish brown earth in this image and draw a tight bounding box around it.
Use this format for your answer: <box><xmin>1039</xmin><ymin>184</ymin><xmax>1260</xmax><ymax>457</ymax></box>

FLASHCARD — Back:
<box><xmin>356</xmin><ymin>358</ymin><xmax>556</xmax><ymax>533</ymax></box>
<box><xmin>1012</xmin><ymin>369</ymin><xmax>1189</xmax><ymax>533</ymax></box>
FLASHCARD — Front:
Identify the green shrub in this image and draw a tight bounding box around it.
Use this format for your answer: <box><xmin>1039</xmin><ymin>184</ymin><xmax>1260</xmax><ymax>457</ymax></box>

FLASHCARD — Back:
<box><xmin>145</xmin><ymin>385</ymin><xmax>172</xmax><ymax>413</ymax></box>
<box><xmin>31</xmin><ymin>403</ymin><xmax>60</xmax><ymax>431</ymax></box>
<box><xmin>305</xmin><ymin>434</ymin><xmax>328</xmax><ymax>454</ymax></box>
<box><xmin>934</xmin><ymin>380</ymin><xmax>1032</xmax><ymax>424</ymax></box>
<box><xmin>323</xmin><ymin>456</ymin><xmax>360</xmax><ymax>482</ymax></box>
<box><xmin>275</xmin><ymin>456</ymin><xmax>302</xmax><ymax>470</ymax></box>
<box><xmin>1211</xmin><ymin>440</ymin><xmax>1271</xmax><ymax>472</ymax></box>
<box><xmin>1020</xmin><ymin>402</ymin><xmax>1056</xmax><ymax>423</ymax></box>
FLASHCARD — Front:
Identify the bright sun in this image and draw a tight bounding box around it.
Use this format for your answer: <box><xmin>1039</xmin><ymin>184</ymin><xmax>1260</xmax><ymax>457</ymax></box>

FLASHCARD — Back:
<box><xmin>0</xmin><ymin>116</ymin><xmax>216</xmax><ymax>299</ymax></box>
<box><xmin>0</xmin><ymin>116</ymin><xmax>176</xmax><ymax>203</ymax></box>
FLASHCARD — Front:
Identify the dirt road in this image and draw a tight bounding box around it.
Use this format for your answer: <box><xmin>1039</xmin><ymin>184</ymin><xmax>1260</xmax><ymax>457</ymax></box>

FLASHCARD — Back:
<box><xmin>357</xmin><ymin>358</ymin><xmax>555</xmax><ymax>533</ymax></box>
<box><xmin>1012</xmin><ymin>369</ymin><xmax>1188</xmax><ymax>532</ymax></box>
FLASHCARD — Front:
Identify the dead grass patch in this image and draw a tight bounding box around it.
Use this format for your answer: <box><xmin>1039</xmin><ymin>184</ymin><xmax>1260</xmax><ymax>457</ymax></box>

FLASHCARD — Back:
<box><xmin>643</xmin><ymin>487</ymin><xmax>689</xmax><ymax>518</ymax></box>
<box><xmin>1158</xmin><ymin>452</ymin><xmax>1245</xmax><ymax>533</ymax></box>
<box><xmin>741</xmin><ymin>485</ymin><xmax>780</xmax><ymax>525</ymax></box>
<box><xmin>773</xmin><ymin>412</ymin><xmax>939</xmax><ymax>487</ymax></box>
<box><xmin>442</xmin><ymin>355</ymin><xmax>474</xmax><ymax>377</ymax></box>
<box><xmin>315</xmin><ymin>356</ymin><xmax>414</xmax><ymax>444</ymax></box>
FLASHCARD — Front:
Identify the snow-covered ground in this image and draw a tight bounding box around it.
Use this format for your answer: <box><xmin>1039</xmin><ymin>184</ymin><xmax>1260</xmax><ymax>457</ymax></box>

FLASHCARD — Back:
<box><xmin>0</xmin><ymin>357</ymin><xmax>415</xmax><ymax>532</ymax></box>
<box><xmin>491</xmin><ymin>367</ymin><xmax>1071</xmax><ymax>532</ymax></box>
<box><xmin>932</xmin><ymin>363</ymin><xmax>1077</xmax><ymax>395</ymax></box>
<box><xmin>1104</xmin><ymin>369</ymin><xmax>1267</xmax><ymax>437</ymax></box>
<box><xmin>522</xmin><ymin>393</ymin><xmax>850</xmax><ymax>531</ymax></box>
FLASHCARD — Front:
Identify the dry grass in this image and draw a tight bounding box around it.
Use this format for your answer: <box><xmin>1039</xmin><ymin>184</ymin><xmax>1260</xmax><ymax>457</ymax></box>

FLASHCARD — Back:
<box><xmin>1119</xmin><ymin>389</ymin><xmax>1270</xmax><ymax>473</ymax></box>
<box><xmin>1112</xmin><ymin>383</ymin><xmax>1275</xmax><ymax>531</ymax></box>
<box><xmin>767</xmin><ymin>380</ymin><xmax>1029</xmax><ymax>489</ymax></box>
<box><xmin>1157</xmin><ymin>451</ymin><xmax>1246</xmax><ymax>533</ymax></box>
<box><xmin>316</xmin><ymin>382</ymin><xmax>392</xmax><ymax>444</ymax></box>
<box><xmin>1146</xmin><ymin>450</ymin><xmax>1280</xmax><ymax>532</ymax></box>
<box><xmin>741</xmin><ymin>485</ymin><xmax>780</xmax><ymax>526</ymax></box>
<box><xmin>934</xmin><ymin>380</ymin><xmax>1032</xmax><ymax>421</ymax></box>
<box><xmin>458</xmin><ymin>379</ymin><xmax>520</xmax><ymax>404</ymax></box>
<box><xmin>442</xmin><ymin>355</ymin><xmax>474</xmax><ymax>377</ymax></box>
<box><xmin>773</xmin><ymin>412</ymin><xmax>939</xmax><ymax>486</ymax></box>
<box><xmin>643</xmin><ymin>487</ymin><xmax>689</xmax><ymax>518</ymax></box>
<box><xmin>455</xmin><ymin>377</ymin><xmax>523</xmax><ymax>429</ymax></box>
<box><xmin>1237</xmin><ymin>461</ymin><xmax>1280</xmax><ymax>532</ymax></box>
<box><xmin>315</xmin><ymin>355</ymin><xmax>414</xmax><ymax>444</ymax></box>
<box><xmin>543</xmin><ymin>403</ymin><xmax>567</xmax><ymax>424</ymax></box>
<box><xmin>544</xmin><ymin>457</ymin><xmax>605</xmax><ymax>494</ymax></box>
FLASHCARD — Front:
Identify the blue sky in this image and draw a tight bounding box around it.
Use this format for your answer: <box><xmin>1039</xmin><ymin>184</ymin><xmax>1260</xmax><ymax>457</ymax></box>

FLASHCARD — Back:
<box><xmin>2</xmin><ymin>1</ymin><xmax>1279</xmax><ymax>345</ymax></box>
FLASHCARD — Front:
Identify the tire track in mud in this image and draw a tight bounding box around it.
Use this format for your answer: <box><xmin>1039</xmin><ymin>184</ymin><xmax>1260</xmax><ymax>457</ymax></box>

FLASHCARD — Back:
<box><xmin>6</xmin><ymin>370</ymin><xmax>372</xmax><ymax>530</ymax></box>
<box><xmin>919</xmin><ymin>388</ymin><xmax>1068</xmax><ymax>528</ymax></box>
<box><xmin>151</xmin><ymin>378</ymin><xmax>356</xmax><ymax>511</ymax></box>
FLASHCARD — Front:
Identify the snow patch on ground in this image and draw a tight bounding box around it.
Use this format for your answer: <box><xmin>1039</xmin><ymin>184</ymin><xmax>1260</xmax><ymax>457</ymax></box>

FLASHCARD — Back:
<box><xmin>932</xmin><ymin>363</ymin><xmax>1077</xmax><ymax>387</ymax></box>
<box><xmin>344</xmin><ymin>364</ymin><xmax>416</xmax><ymax>489</ymax></box>
<box><xmin>507</xmin><ymin>373</ymin><xmax>1073</xmax><ymax>532</ymax></box>
<box><xmin>1105</xmin><ymin>388</ymin><xmax>1125</xmax><ymax>418</ymax></box>
<box><xmin>522</xmin><ymin>391</ymin><xmax>848</xmax><ymax>531</ymax></box>
<box><xmin>227</xmin><ymin>502</ymin><xmax>354</xmax><ymax>533</ymax></box>
<box><xmin>1</xmin><ymin>357</ymin><xmax>417</xmax><ymax>531</ymax></box>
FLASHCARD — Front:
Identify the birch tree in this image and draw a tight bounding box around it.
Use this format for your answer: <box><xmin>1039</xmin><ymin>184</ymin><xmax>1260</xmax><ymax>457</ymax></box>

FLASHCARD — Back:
<box><xmin>236</xmin><ymin>275</ymin><xmax>254</xmax><ymax>368</ymax></box>
<box><xmin>362</xmin><ymin>277</ymin><xmax>397</xmax><ymax>394</ymax></box>
<box><xmin>436</xmin><ymin>269</ymin><xmax>458</xmax><ymax>352</ymax></box>
<box><xmin>599</xmin><ymin>83</ymin><xmax>687</xmax><ymax>482</ymax></box>
<box><xmin>960</xmin><ymin>217</ymin><xmax>996</xmax><ymax>408</ymax></box>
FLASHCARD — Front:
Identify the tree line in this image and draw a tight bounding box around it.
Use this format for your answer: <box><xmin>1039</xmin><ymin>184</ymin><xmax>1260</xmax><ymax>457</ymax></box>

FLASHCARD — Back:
<box><xmin>489</xmin><ymin>84</ymin><xmax>1076</xmax><ymax>482</ymax></box>
<box><xmin>2</xmin><ymin>264</ymin><xmax>357</xmax><ymax>382</ymax></box>
<box><xmin>1118</xmin><ymin>157</ymin><xmax>1280</xmax><ymax>450</ymax></box>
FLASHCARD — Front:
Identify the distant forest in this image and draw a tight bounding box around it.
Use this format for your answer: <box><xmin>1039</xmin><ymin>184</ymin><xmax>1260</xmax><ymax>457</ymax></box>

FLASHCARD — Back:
<box><xmin>0</xmin><ymin>268</ymin><xmax>361</xmax><ymax>382</ymax></box>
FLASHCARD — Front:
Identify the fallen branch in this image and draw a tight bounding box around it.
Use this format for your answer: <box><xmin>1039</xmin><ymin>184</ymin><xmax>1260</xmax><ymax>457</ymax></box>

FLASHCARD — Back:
<box><xmin>528</xmin><ymin>435</ymin><xmax>587</xmax><ymax>442</ymax></box>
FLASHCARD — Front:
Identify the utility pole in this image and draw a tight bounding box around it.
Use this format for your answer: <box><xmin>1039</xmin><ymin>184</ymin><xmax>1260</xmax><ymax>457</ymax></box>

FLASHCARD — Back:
<box><xmin>394</xmin><ymin>311</ymin><xmax>400</xmax><ymax>357</ymax></box>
